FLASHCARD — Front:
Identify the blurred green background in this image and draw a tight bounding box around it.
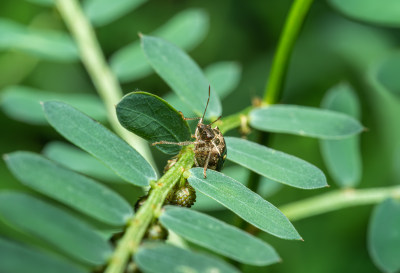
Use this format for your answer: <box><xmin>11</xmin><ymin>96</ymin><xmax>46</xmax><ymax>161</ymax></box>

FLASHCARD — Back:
<box><xmin>1</xmin><ymin>0</ymin><xmax>400</xmax><ymax>272</ymax></box>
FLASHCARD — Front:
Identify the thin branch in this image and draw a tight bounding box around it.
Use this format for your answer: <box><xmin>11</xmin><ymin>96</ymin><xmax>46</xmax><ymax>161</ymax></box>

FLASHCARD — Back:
<box><xmin>263</xmin><ymin>0</ymin><xmax>314</xmax><ymax>104</ymax></box>
<box><xmin>55</xmin><ymin>0</ymin><xmax>155</xmax><ymax>168</ymax></box>
<box><xmin>280</xmin><ymin>186</ymin><xmax>400</xmax><ymax>222</ymax></box>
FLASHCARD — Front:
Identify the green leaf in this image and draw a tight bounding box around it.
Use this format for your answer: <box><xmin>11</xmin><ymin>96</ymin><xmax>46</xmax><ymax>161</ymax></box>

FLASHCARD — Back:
<box><xmin>0</xmin><ymin>237</ymin><xmax>88</xmax><ymax>273</ymax></box>
<box><xmin>5</xmin><ymin>151</ymin><xmax>133</xmax><ymax>226</ymax></box>
<box><xmin>1</xmin><ymin>86</ymin><xmax>107</xmax><ymax>125</ymax></box>
<box><xmin>320</xmin><ymin>83</ymin><xmax>362</xmax><ymax>188</ymax></box>
<box><xmin>141</xmin><ymin>35</ymin><xmax>221</xmax><ymax>119</ymax></box>
<box><xmin>328</xmin><ymin>0</ymin><xmax>400</xmax><ymax>28</ymax></box>
<box><xmin>83</xmin><ymin>0</ymin><xmax>147</xmax><ymax>27</ymax></box>
<box><xmin>188</xmin><ymin>168</ymin><xmax>301</xmax><ymax>240</ymax></box>
<box><xmin>369</xmin><ymin>51</ymin><xmax>400</xmax><ymax>98</ymax></box>
<box><xmin>135</xmin><ymin>242</ymin><xmax>241</xmax><ymax>273</ymax></box>
<box><xmin>42</xmin><ymin>141</ymin><xmax>123</xmax><ymax>183</ymax></box>
<box><xmin>225</xmin><ymin>137</ymin><xmax>327</xmax><ymax>189</ymax></box>
<box><xmin>368</xmin><ymin>198</ymin><xmax>400</xmax><ymax>273</ymax></box>
<box><xmin>160</xmin><ymin>206</ymin><xmax>280</xmax><ymax>265</ymax></box>
<box><xmin>0</xmin><ymin>19</ymin><xmax>78</xmax><ymax>62</ymax></box>
<box><xmin>110</xmin><ymin>8</ymin><xmax>209</xmax><ymax>82</ymax></box>
<box><xmin>163</xmin><ymin>92</ymin><xmax>194</xmax><ymax>119</ymax></box>
<box><xmin>319</xmin><ymin>16</ymin><xmax>395</xmax><ymax>71</ymax></box>
<box><xmin>205</xmin><ymin>61</ymin><xmax>242</xmax><ymax>99</ymax></box>
<box><xmin>116</xmin><ymin>92</ymin><xmax>191</xmax><ymax>155</ymax></box>
<box><xmin>0</xmin><ymin>192</ymin><xmax>112</xmax><ymax>265</ymax></box>
<box><xmin>193</xmin><ymin>165</ymin><xmax>282</xmax><ymax>211</ymax></box>
<box><xmin>249</xmin><ymin>105</ymin><xmax>363</xmax><ymax>139</ymax></box>
<box><xmin>43</xmin><ymin>101</ymin><xmax>156</xmax><ymax>186</ymax></box>
<box><xmin>162</xmin><ymin>62</ymin><xmax>241</xmax><ymax>117</ymax></box>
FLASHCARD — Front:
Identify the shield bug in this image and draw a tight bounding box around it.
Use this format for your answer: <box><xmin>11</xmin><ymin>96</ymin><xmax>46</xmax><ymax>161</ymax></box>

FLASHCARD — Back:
<box><xmin>152</xmin><ymin>86</ymin><xmax>226</xmax><ymax>178</ymax></box>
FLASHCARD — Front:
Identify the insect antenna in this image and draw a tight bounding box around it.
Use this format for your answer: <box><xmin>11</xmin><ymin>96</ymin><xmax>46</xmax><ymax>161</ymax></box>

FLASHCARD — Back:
<box><xmin>201</xmin><ymin>85</ymin><xmax>211</xmax><ymax>123</ymax></box>
<box><xmin>210</xmin><ymin>115</ymin><xmax>222</xmax><ymax>125</ymax></box>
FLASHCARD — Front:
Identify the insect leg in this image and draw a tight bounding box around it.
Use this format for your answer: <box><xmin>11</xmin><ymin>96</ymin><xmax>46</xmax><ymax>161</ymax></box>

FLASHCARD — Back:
<box><xmin>203</xmin><ymin>150</ymin><xmax>211</xmax><ymax>178</ymax></box>
<box><xmin>194</xmin><ymin>156</ymin><xmax>199</xmax><ymax>167</ymax></box>
<box><xmin>152</xmin><ymin>141</ymin><xmax>193</xmax><ymax>146</ymax></box>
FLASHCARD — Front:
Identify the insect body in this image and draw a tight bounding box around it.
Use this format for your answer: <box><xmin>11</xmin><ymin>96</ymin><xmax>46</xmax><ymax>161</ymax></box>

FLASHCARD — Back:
<box><xmin>192</xmin><ymin>119</ymin><xmax>226</xmax><ymax>176</ymax></box>
<box><xmin>152</xmin><ymin>86</ymin><xmax>226</xmax><ymax>178</ymax></box>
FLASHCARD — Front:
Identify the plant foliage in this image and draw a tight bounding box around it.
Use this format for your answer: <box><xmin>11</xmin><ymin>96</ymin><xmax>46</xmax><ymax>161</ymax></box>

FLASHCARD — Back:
<box><xmin>0</xmin><ymin>0</ymin><xmax>398</xmax><ymax>273</ymax></box>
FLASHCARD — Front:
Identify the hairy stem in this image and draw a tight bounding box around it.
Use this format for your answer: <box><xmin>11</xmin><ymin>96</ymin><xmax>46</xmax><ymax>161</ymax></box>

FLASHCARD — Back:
<box><xmin>55</xmin><ymin>0</ymin><xmax>155</xmax><ymax>167</ymax></box>
<box><xmin>105</xmin><ymin>146</ymin><xmax>195</xmax><ymax>273</ymax></box>
<box><xmin>263</xmin><ymin>0</ymin><xmax>314</xmax><ymax>104</ymax></box>
<box><xmin>280</xmin><ymin>186</ymin><xmax>400</xmax><ymax>221</ymax></box>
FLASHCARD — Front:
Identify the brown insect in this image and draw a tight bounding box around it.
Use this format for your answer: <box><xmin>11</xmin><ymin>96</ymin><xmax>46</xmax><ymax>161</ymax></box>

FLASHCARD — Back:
<box><xmin>152</xmin><ymin>86</ymin><xmax>227</xmax><ymax>178</ymax></box>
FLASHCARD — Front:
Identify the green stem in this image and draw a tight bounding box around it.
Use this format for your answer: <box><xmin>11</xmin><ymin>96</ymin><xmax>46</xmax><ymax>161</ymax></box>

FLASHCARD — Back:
<box><xmin>217</xmin><ymin>106</ymin><xmax>253</xmax><ymax>134</ymax></box>
<box><xmin>280</xmin><ymin>186</ymin><xmax>400</xmax><ymax>222</ymax></box>
<box><xmin>55</xmin><ymin>0</ymin><xmax>155</xmax><ymax>167</ymax></box>
<box><xmin>263</xmin><ymin>0</ymin><xmax>314</xmax><ymax>104</ymax></box>
<box><xmin>105</xmin><ymin>146</ymin><xmax>195</xmax><ymax>273</ymax></box>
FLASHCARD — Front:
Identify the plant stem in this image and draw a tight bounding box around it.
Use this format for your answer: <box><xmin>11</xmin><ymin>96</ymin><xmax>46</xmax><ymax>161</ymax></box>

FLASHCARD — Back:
<box><xmin>280</xmin><ymin>186</ymin><xmax>400</xmax><ymax>221</ymax></box>
<box><xmin>217</xmin><ymin>106</ymin><xmax>253</xmax><ymax>134</ymax></box>
<box><xmin>105</xmin><ymin>146</ymin><xmax>195</xmax><ymax>273</ymax></box>
<box><xmin>55</xmin><ymin>0</ymin><xmax>155</xmax><ymax>167</ymax></box>
<box><xmin>263</xmin><ymin>0</ymin><xmax>314</xmax><ymax>104</ymax></box>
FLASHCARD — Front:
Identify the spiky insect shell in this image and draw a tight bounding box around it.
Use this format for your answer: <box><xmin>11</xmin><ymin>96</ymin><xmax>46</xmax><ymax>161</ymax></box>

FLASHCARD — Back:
<box><xmin>153</xmin><ymin>86</ymin><xmax>227</xmax><ymax>178</ymax></box>
<box><xmin>193</xmin><ymin>122</ymin><xmax>227</xmax><ymax>174</ymax></box>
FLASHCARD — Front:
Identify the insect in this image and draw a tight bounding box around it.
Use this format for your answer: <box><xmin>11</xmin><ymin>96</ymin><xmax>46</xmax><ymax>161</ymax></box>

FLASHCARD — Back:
<box><xmin>152</xmin><ymin>86</ymin><xmax>227</xmax><ymax>178</ymax></box>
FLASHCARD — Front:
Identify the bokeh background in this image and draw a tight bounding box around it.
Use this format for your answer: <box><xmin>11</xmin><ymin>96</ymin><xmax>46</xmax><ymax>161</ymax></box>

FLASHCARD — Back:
<box><xmin>1</xmin><ymin>1</ymin><xmax>400</xmax><ymax>272</ymax></box>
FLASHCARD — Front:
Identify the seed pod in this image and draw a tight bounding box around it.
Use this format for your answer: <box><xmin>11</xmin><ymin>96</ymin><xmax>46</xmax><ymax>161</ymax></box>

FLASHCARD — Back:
<box><xmin>145</xmin><ymin>222</ymin><xmax>168</xmax><ymax>240</ymax></box>
<box><xmin>166</xmin><ymin>182</ymin><xmax>196</xmax><ymax>208</ymax></box>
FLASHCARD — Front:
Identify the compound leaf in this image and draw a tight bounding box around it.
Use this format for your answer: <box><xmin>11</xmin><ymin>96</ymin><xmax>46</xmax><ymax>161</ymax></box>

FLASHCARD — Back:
<box><xmin>328</xmin><ymin>0</ymin><xmax>400</xmax><ymax>28</ymax></box>
<box><xmin>162</xmin><ymin>58</ymin><xmax>240</xmax><ymax>119</ymax></box>
<box><xmin>116</xmin><ymin>92</ymin><xmax>191</xmax><ymax>155</ymax></box>
<box><xmin>110</xmin><ymin>8</ymin><xmax>208</xmax><ymax>82</ymax></box>
<box><xmin>368</xmin><ymin>198</ymin><xmax>400</xmax><ymax>273</ymax></box>
<box><xmin>249</xmin><ymin>105</ymin><xmax>363</xmax><ymax>139</ymax></box>
<box><xmin>141</xmin><ymin>35</ymin><xmax>221</xmax><ymax>119</ymax></box>
<box><xmin>42</xmin><ymin>141</ymin><xmax>123</xmax><ymax>183</ymax></box>
<box><xmin>225</xmin><ymin>137</ymin><xmax>327</xmax><ymax>189</ymax></box>
<box><xmin>188</xmin><ymin>168</ymin><xmax>301</xmax><ymax>240</ymax></box>
<box><xmin>5</xmin><ymin>151</ymin><xmax>133</xmax><ymax>226</ymax></box>
<box><xmin>204</xmin><ymin>61</ymin><xmax>242</xmax><ymax>99</ymax></box>
<box><xmin>43</xmin><ymin>101</ymin><xmax>156</xmax><ymax>186</ymax></box>
<box><xmin>0</xmin><ymin>237</ymin><xmax>88</xmax><ymax>273</ymax></box>
<box><xmin>1</xmin><ymin>86</ymin><xmax>107</xmax><ymax>125</ymax></box>
<box><xmin>369</xmin><ymin>51</ymin><xmax>400</xmax><ymax>98</ymax></box>
<box><xmin>0</xmin><ymin>19</ymin><xmax>78</xmax><ymax>62</ymax></box>
<box><xmin>193</xmin><ymin>165</ymin><xmax>282</xmax><ymax>211</ymax></box>
<box><xmin>83</xmin><ymin>0</ymin><xmax>147</xmax><ymax>27</ymax></box>
<box><xmin>135</xmin><ymin>242</ymin><xmax>240</xmax><ymax>273</ymax></box>
<box><xmin>320</xmin><ymin>83</ymin><xmax>362</xmax><ymax>188</ymax></box>
<box><xmin>0</xmin><ymin>192</ymin><xmax>112</xmax><ymax>265</ymax></box>
<box><xmin>160</xmin><ymin>206</ymin><xmax>280</xmax><ymax>265</ymax></box>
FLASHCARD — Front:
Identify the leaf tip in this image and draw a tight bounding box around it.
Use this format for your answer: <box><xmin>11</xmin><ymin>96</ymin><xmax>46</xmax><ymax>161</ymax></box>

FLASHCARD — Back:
<box><xmin>138</xmin><ymin>32</ymin><xmax>143</xmax><ymax>39</ymax></box>
<box><xmin>300</xmin><ymin>237</ymin><xmax>304</xmax><ymax>242</ymax></box>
